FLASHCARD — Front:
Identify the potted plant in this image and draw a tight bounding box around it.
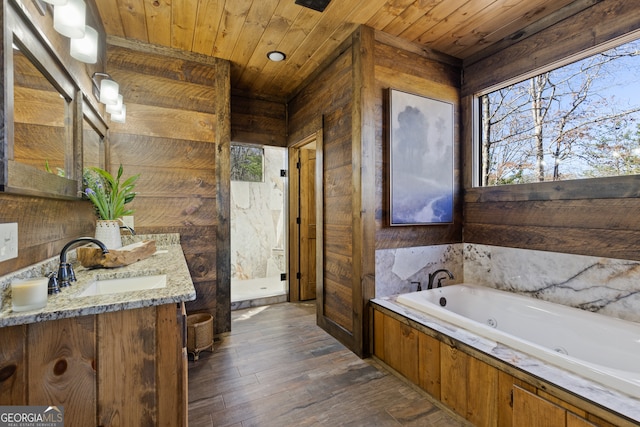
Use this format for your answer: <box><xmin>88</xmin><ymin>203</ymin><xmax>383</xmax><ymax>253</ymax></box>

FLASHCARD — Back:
<box><xmin>83</xmin><ymin>164</ymin><xmax>139</xmax><ymax>249</ymax></box>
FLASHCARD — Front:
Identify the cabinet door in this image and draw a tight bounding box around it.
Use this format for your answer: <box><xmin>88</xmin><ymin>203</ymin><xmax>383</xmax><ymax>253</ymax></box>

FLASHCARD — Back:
<box><xmin>157</xmin><ymin>303</ymin><xmax>188</xmax><ymax>427</ymax></box>
<box><xmin>98</xmin><ymin>304</ymin><xmax>188</xmax><ymax>426</ymax></box>
<box><xmin>0</xmin><ymin>325</ymin><xmax>26</xmax><ymax>405</ymax></box>
<box><xmin>512</xmin><ymin>385</ymin><xmax>565</xmax><ymax>427</ymax></box>
<box><xmin>29</xmin><ymin>316</ymin><xmax>96</xmax><ymax>426</ymax></box>
<box><xmin>98</xmin><ymin>308</ymin><xmax>158</xmax><ymax>426</ymax></box>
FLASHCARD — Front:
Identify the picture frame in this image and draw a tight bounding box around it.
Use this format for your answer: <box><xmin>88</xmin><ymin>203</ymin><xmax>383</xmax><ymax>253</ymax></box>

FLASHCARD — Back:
<box><xmin>388</xmin><ymin>88</ymin><xmax>454</xmax><ymax>225</ymax></box>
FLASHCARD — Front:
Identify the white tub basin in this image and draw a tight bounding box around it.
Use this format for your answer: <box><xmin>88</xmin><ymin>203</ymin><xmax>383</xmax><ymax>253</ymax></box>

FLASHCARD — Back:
<box><xmin>77</xmin><ymin>274</ymin><xmax>167</xmax><ymax>297</ymax></box>
<box><xmin>395</xmin><ymin>284</ymin><xmax>640</xmax><ymax>399</ymax></box>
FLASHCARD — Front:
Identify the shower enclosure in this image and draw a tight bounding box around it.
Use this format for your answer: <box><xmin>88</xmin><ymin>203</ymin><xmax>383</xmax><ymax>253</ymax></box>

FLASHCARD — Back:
<box><xmin>230</xmin><ymin>144</ymin><xmax>287</xmax><ymax>307</ymax></box>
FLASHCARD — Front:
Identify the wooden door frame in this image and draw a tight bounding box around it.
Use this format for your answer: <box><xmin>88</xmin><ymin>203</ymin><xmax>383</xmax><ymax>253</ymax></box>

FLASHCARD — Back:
<box><xmin>288</xmin><ymin>131</ymin><xmax>322</xmax><ymax>303</ymax></box>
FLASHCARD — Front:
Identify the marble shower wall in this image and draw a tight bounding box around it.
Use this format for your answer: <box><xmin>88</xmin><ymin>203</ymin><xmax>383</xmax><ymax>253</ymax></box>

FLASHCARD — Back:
<box><xmin>375</xmin><ymin>244</ymin><xmax>463</xmax><ymax>297</ymax></box>
<box><xmin>463</xmin><ymin>244</ymin><xmax>640</xmax><ymax>323</ymax></box>
<box><xmin>231</xmin><ymin>146</ymin><xmax>286</xmax><ymax>281</ymax></box>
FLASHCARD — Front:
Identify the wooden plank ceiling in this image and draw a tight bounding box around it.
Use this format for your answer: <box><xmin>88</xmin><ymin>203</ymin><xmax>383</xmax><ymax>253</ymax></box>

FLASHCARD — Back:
<box><xmin>94</xmin><ymin>0</ymin><xmax>584</xmax><ymax>102</ymax></box>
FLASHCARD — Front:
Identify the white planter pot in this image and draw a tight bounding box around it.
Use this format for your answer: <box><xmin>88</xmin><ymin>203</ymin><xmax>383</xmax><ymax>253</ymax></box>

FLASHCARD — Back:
<box><xmin>94</xmin><ymin>220</ymin><xmax>122</xmax><ymax>249</ymax></box>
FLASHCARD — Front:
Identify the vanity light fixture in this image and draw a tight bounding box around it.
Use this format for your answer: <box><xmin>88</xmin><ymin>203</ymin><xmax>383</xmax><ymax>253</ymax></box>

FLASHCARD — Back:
<box><xmin>70</xmin><ymin>25</ymin><xmax>98</xmax><ymax>63</ymax></box>
<box><xmin>53</xmin><ymin>0</ymin><xmax>86</xmax><ymax>39</ymax></box>
<box><xmin>92</xmin><ymin>73</ymin><xmax>126</xmax><ymax>123</ymax></box>
<box><xmin>267</xmin><ymin>51</ymin><xmax>286</xmax><ymax>62</ymax></box>
<box><xmin>91</xmin><ymin>72</ymin><xmax>119</xmax><ymax>105</ymax></box>
<box><xmin>91</xmin><ymin>72</ymin><xmax>120</xmax><ymax>104</ymax></box>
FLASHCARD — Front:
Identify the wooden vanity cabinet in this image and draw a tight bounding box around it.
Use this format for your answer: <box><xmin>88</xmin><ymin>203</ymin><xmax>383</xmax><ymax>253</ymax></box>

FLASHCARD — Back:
<box><xmin>0</xmin><ymin>302</ymin><xmax>188</xmax><ymax>426</ymax></box>
<box><xmin>373</xmin><ymin>308</ymin><xmax>633</xmax><ymax>427</ymax></box>
<box><xmin>374</xmin><ymin>309</ymin><xmax>503</xmax><ymax>426</ymax></box>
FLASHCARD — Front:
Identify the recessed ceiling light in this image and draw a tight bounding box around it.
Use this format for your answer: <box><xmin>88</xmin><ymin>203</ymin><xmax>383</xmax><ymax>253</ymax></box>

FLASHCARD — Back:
<box><xmin>267</xmin><ymin>51</ymin><xmax>286</xmax><ymax>62</ymax></box>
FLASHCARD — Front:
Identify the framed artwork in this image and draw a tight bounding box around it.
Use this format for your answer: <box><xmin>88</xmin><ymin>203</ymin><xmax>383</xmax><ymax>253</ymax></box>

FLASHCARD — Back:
<box><xmin>389</xmin><ymin>88</ymin><xmax>454</xmax><ymax>225</ymax></box>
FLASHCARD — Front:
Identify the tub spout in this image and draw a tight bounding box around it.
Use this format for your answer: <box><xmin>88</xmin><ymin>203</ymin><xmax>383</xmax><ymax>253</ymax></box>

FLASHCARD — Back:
<box><xmin>427</xmin><ymin>269</ymin><xmax>454</xmax><ymax>289</ymax></box>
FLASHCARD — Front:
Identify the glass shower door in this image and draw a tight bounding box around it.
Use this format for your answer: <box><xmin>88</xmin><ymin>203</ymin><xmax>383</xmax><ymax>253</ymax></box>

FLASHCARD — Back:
<box><xmin>230</xmin><ymin>145</ymin><xmax>287</xmax><ymax>305</ymax></box>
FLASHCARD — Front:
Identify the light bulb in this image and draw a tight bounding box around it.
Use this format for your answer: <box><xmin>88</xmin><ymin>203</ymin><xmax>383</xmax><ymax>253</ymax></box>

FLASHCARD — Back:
<box><xmin>99</xmin><ymin>78</ymin><xmax>119</xmax><ymax>105</ymax></box>
<box><xmin>106</xmin><ymin>95</ymin><xmax>123</xmax><ymax>114</ymax></box>
<box><xmin>110</xmin><ymin>104</ymin><xmax>126</xmax><ymax>123</ymax></box>
<box><xmin>53</xmin><ymin>0</ymin><xmax>86</xmax><ymax>39</ymax></box>
<box><xmin>70</xmin><ymin>25</ymin><xmax>98</xmax><ymax>63</ymax></box>
<box><xmin>267</xmin><ymin>51</ymin><xmax>286</xmax><ymax>62</ymax></box>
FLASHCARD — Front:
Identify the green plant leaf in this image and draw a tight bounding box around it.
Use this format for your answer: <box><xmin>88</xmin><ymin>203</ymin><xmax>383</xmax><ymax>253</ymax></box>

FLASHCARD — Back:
<box><xmin>83</xmin><ymin>165</ymin><xmax>139</xmax><ymax>220</ymax></box>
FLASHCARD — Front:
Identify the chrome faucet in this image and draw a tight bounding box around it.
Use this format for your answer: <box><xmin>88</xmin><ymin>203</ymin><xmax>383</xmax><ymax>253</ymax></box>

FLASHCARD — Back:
<box><xmin>58</xmin><ymin>237</ymin><xmax>109</xmax><ymax>287</ymax></box>
<box><xmin>427</xmin><ymin>269</ymin><xmax>454</xmax><ymax>290</ymax></box>
<box><xmin>120</xmin><ymin>224</ymin><xmax>136</xmax><ymax>235</ymax></box>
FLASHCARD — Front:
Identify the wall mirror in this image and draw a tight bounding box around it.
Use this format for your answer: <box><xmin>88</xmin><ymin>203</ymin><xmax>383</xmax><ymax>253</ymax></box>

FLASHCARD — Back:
<box><xmin>13</xmin><ymin>43</ymin><xmax>69</xmax><ymax>177</ymax></box>
<box><xmin>82</xmin><ymin>100</ymin><xmax>107</xmax><ymax>171</ymax></box>
<box><xmin>2</xmin><ymin>0</ymin><xmax>82</xmax><ymax>199</ymax></box>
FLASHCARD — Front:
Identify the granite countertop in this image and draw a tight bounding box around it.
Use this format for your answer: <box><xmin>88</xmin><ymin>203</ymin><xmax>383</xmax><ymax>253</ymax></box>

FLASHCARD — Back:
<box><xmin>371</xmin><ymin>296</ymin><xmax>640</xmax><ymax>425</ymax></box>
<box><xmin>0</xmin><ymin>233</ymin><xmax>196</xmax><ymax>327</ymax></box>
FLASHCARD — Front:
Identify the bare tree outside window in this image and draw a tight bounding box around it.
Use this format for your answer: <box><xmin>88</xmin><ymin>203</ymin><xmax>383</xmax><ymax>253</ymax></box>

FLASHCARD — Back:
<box><xmin>231</xmin><ymin>145</ymin><xmax>264</xmax><ymax>182</ymax></box>
<box><xmin>479</xmin><ymin>39</ymin><xmax>640</xmax><ymax>186</ymax></box>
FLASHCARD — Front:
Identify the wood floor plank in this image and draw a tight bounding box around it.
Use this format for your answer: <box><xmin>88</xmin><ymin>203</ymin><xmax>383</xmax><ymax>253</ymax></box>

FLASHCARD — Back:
<box><xmin>188</xmin><ymin>302</ymin><xmax>467</xmax><ymax>427</ymax></box>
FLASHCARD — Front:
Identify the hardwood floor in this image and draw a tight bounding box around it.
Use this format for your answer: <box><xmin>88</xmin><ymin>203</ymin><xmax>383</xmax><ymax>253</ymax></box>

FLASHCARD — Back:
<box><xmin>188</xmin><ymin>302</ymin><xmax>469</xmax><ymax>426</ymax></box>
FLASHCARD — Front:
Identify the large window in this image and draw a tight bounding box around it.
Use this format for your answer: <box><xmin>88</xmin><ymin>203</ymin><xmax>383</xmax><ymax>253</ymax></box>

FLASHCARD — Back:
<box><xmin>477</xmin><ymin>38</ymin><xmax>640</xmax><ymax>186</ymax></box>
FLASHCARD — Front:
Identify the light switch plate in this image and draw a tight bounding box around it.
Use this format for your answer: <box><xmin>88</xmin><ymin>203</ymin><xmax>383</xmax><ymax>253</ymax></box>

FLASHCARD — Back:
<box><xmin>0</xmin><ymin>223</ymin><xmax>18</xmax><ymax>262</ymax></box>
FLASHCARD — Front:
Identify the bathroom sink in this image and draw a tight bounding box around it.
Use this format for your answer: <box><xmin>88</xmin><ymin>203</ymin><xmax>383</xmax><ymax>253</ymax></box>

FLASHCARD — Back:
<box><xmin>77</xmin><ymin>274</ymin><xmax>167</xmax><ymax>297</ymax></box>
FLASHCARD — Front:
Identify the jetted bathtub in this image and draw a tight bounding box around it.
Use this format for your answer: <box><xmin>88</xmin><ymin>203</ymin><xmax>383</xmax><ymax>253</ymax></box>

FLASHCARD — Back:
<box><xmin>395</xmin><ymin>283</ymin><xmax>640</xmax><ymax>399</ymax></box>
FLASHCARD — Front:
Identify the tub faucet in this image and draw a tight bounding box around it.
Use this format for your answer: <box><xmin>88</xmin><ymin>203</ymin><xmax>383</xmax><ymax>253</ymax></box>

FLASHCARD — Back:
<box><xmin>58</xmin><ymin>237</ymin><xmax>109</xmax><ymax>287</ymax></box>
<box><xmin>427</xmin><ymin>269</ymin><xmax>454</xmax><ymax>289</ymax></box>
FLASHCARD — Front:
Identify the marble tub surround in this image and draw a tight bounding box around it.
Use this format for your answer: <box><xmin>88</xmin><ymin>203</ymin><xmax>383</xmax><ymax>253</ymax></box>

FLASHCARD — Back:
<box><xmin>464</xmin><ymin>244</ymin><xmax>640</xmax><ymax>323</ymax></box>
<box><xmin>375</xmin><ymin>244</ymin><xmax>463</xmax><ymax>297</ymax></box>
<box><xmin>372</xmin><ymin>296</ymin><xmax>640</xmax><ymax>424</ymax></box>
<box><xmin>0</xmin><ymin>233</ymin><xmax>195</xmax><ymax>327</ymax></box>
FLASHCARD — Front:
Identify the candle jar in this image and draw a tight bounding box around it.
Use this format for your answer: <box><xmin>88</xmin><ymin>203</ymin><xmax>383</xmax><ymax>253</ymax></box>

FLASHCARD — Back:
<box><xmin>11</xmin><ymin>277</ymin><xmax>48</xmax><ymax>312</ymax></box>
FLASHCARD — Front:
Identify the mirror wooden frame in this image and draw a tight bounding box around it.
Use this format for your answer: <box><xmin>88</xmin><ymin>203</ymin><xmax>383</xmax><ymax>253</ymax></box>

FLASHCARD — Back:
<box><xmin>81</xmin><ymin>96</ymin><xmax>109</xmax><ymax>189</ymax></box>
<box><xmin>2</xmin><ymin>0</ymin><xmax>84</xmax><ymax>199</ymax></box>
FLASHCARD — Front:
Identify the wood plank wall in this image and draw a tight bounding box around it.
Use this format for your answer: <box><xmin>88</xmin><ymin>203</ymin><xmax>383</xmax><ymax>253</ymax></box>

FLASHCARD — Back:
<box><xmin>373</xmin><ymin>32</ymin><xmax>463</xmax><ymax>249</ymax></box>
<box><xmin>105</xmin><ymin>40</ymin><xmax>231</xmax><ymax>334</ymax></box>
<box><xmin>0</xmin><ymin>195</ymin><xmax>95</xmax><ymax>275</ymax></box>
<box><xmin>230</xmin><ymin>94</ymin><xmax>287</xmax><ymax>147</ymax></box>
<box><xmin>461</xmin><ymin>0</ymin><xmax>640</xmax><ymax>261</ymax></box>
<box><xmin>287</xmin><ymin>26</ymin><xmax>464</xmax><ymax>355</ymax></box>
<box><xmin>288</xmin><ymin>40</ymin><xmax>356</xmax><ymax>349</ymax></box>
